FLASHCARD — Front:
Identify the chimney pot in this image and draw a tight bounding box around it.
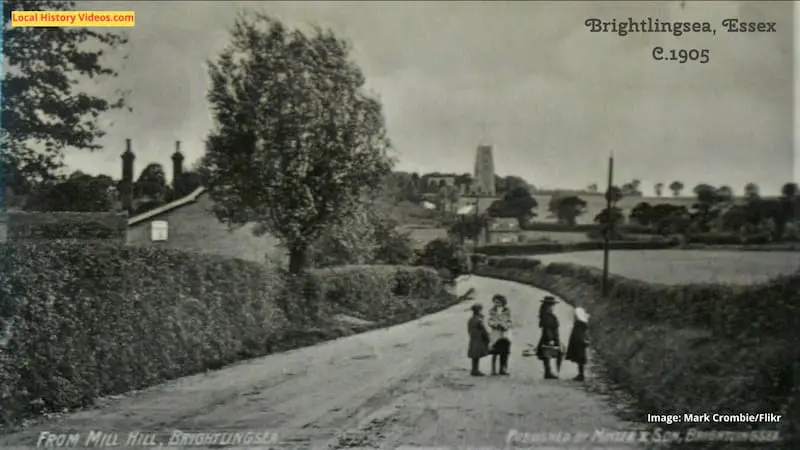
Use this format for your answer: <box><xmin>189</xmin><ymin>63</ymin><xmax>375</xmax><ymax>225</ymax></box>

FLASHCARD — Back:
<box><xmin>121</xmin><ymin>139</ymin><xmax>135</xmax><ymax>214</ymax></box>
<box><xmin>172</xmin><ymin>140</ymin><xmax>185</xmax><ymax>192</ymax></box>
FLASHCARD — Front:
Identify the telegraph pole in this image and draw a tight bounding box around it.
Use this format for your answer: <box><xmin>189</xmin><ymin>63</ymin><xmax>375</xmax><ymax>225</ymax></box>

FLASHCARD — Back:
<box><xmin>601</xmin><ymin>153</ymin><xmax>615</xmax><ymax>298</ymax></box>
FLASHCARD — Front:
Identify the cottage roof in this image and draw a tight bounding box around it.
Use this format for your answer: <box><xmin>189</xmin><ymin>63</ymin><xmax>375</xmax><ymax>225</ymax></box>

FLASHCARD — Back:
<box><xmin>127</xmin><ymin>186</ymin><xmax>206</xmax><ymax>226</ymax></box>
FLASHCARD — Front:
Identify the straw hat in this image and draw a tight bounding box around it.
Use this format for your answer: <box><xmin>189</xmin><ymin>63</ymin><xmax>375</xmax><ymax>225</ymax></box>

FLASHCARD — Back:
<box><xmin>470</xmin><ymin>303</ymin><xmax>484</xmax><ymax>312</ymax></box>
<box><xmin>574</xmin><ymin>307</ymin><xmax>590</xmax><ymax>323</ymax></box>
<box><xmin>541</xmin><ymin>296</ymin><xmax>557</xmax><ymax>305</ymax></box>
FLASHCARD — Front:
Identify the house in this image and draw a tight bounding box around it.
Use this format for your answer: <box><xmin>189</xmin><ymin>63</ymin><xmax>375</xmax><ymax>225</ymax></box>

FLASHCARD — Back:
<box><xmin>456</xmin><ymin>195</ymin><xmax>499</xmax><ymax>215</ymax></box>
<box><xmin>122</xmin><ymin>139</ymin><xmax>282</xmax><ymax>263</ymax></box>
<box><xmin>487</xmin><ymin>217</ymin><xmax>522</xmax><ymax>244</ymax></box>
<box><xmin>426</xmin><ymin>175</ymin><xmax>457</xmax><ymax>189</ymax></box>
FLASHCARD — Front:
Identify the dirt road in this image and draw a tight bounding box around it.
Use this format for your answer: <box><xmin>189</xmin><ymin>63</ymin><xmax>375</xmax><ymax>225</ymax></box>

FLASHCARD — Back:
<box><xmin>1</xmin><ymin>276</ymin><xmax>641</xmax><ymax>449</ymax></box>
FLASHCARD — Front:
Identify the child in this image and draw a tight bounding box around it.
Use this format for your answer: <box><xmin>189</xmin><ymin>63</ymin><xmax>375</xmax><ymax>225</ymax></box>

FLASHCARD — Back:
<box><xmin>488</xmin><ymin>294</ymin><xmax>512</xmax><ymax>375</ymax></box>
<box><xmin>565</xmin><ymin>307</ymin><xmax>590</xmax><ymax>381</ymax></box>
<box><xmin>467</xmin><ymin>303</ymin><xmax>490</xmax><ymax>376</ymax></box>
<box><xmin>536</xmin><ymin>296</ymin><xmax>560</xmax><ymax>379</ymax></box>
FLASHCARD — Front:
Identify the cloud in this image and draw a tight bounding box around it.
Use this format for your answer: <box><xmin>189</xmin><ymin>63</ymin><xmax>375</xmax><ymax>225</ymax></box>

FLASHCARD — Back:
<box><xmin>61</xmin><ymin>1</ymin><xmax>793</xmax><ymax>194</ymax></box>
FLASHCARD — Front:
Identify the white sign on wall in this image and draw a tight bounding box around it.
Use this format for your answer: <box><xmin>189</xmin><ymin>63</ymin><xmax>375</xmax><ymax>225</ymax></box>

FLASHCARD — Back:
<box><xmin>150</xmin><ymin>220</ymin><xmax>168</xmax><ymax>241</ymax></box>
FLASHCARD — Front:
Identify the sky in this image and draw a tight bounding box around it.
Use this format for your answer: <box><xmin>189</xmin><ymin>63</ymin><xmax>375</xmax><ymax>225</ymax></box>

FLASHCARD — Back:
<box><xmin>62</xmin><ymin>1</ymin><xmax>795</xmax><ymax>195</ymax></box>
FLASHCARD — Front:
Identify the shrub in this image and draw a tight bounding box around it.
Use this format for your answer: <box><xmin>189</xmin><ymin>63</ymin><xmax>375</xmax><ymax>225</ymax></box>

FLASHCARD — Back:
<box><xmin>520</xmin><ymin>221</ymin><xmax>655</xmax><ymax>234</ymax></box>
<box><xmin>413</xmin><ymin>238</ymin><xmax>470</xmax><ymax>278</ymax></box>
<box><xmin>684</xmin><ymin>232</ymin><xmax>743</xmax><ymax>246</ymax></box>
<box><xmin>6</xmin><ymin>211</ymin><xmax>127</xmax><ymax>241</ymax></box>
<box><xmin>469</xmin><ymin>253</ymin><xmax>489</xmax><ymax>269</ymax></box>
<box><xmin>476</xmin><ymin>239</ymin><xmax>678</xmax><ymax>256</ymax></box>
<box><xmin>308</xmin><ymin>265</ymin><xmax>443</xmax><ymax>322</ymax></box>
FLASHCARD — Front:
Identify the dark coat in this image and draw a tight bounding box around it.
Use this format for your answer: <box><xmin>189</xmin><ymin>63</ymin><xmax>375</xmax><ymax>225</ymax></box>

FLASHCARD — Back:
<box><xmin>565</xmin><ymin>321</ymin><xmax>589</xmax><ymax>364</ymax></box>
<box><xmin>536</xmin><ymin>310</ymin><xmax>560</xmax><ymax>360</ymax></box>
<box><xmin>467</xmin><ymin>314</ymin><xmax>490</xmax><ymax>359</ymax></box>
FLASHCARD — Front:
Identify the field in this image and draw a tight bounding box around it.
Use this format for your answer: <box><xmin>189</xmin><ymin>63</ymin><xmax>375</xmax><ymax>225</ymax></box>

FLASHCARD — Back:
<box><xmin>531</xmin><ymin>250</ymin><xmax>800</xmax><ymax>284</ymax></box>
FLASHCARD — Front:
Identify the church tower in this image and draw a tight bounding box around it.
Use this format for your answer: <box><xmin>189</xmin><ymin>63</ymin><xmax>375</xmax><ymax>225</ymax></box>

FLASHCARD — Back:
<box><xmin>473</xmin><ymin>144</ymin><xmax>496</xmax><ymax>196</ymax></box>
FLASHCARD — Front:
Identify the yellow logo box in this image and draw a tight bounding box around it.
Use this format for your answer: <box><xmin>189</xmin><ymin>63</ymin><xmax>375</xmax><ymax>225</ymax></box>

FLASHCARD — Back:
<box><xmin>11</xmin><ymin>11</ymin><xmax>135</xmax><ymax>27</ymax></box>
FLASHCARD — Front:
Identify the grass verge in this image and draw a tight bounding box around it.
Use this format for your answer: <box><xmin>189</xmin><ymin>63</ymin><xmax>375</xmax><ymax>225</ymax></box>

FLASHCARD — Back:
<box><xmin>474</xmin><ymin>257</ymin><xmax>798</xmax><ymax>449</ymax></box>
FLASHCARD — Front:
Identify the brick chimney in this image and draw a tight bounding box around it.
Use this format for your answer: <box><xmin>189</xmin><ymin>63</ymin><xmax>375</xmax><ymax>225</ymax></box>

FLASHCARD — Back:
<box><xmin>171</xmin><ymin>140</ymin><xmax>184</xmax><ymax>193</ymax></box>
<box><xmin>120</xmin><ymin>138</ymin><xmax>135</xmax><ymax>213</ymax></box>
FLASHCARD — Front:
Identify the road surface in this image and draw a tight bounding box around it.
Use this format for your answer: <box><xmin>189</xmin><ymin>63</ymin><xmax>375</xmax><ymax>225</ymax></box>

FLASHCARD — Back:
<box><xmin>0</xmin><ymin>276</ymin><xmax>641</xmax><ymax>449</ymax></box>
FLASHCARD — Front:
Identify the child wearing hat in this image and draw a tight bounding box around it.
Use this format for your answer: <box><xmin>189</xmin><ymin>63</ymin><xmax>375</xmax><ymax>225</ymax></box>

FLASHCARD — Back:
<box><xmin>536</xmin><ymin>296</ymin><xmax>560</xmax><ymax>379</ymax></box>
<box><xmin>565</xmin><ymin>307</ymin><xmax>590</xmax><ymax>381</ymax></box>
<box><xmin>467</xmin><ymin>302</ymin><xmax>491</xmax><ymax>376</ymax></box>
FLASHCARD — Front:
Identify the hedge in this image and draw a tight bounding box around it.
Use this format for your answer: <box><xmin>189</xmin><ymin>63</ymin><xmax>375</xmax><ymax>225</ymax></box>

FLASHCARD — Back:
<box><xmin>474</xmin><ymin>259</ymin><xmax>799</xmax><ymax>448</ymax></box>
<box><xmin>520</xmin><ymin>222</ymin><xmax>654</xmax><ymax>234</ymax></box>
<box><xmin>5</xmin><ymin>211</ymin><xmax>128</xmax><ymax>241</ymax></box>
<box><xmin>476</xmin><ymin>238</ymin><xmax>679</xmax><ymax>256</ymax></box>
<box><xmin>0</xmin><ymin>242</ymin><xmax>455</xmax><ymax>429</ymax></box>
<box><xmin>684</xmin><ymin>232</ymin><xmax>772</xmax><ymax>246</ymax></box>
<box><xmin>307</xmin><ymin>265</ymin><xmax>443</xmax><ymax>323</ymax></box>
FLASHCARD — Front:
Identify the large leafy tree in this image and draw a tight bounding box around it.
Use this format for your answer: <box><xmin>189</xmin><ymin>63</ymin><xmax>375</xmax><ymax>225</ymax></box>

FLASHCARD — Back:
<box><xmin>548</xmin><ymin>194</ymin><xmax>587</xmax><ymax>226</ymax></box>
<box><xmin>134</xmin><ymin>163</ymin><xmax>167</xmax><ymax>200</ymax></box>
<box><xmin>203</xmin><ymin>14</ymin><xmax>393</xmax><ymax>273</ymax></box>
<box><xmin>487</xmin><ymin>186</ymin><xmax>538</xmax><ymax>226</ymax></box>
<box><xmin>2</xmin><ymin>0</ymin><xmax>128</xmax><ymax>185</ymax></box>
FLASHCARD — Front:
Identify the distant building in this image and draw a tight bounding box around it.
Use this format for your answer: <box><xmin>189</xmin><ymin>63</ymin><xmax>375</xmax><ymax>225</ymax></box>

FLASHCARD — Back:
<box><xmin>426</xmin><ymin>176</ymin><xmax>457</xmax><ymax>189</ymax></box>
<box><xmin>473</xmin><ymin>144</ymin><xmax>496</xmax><ymax>196</ymax></box>
<box><xmin>121</xmin><ymin>139</ymin><xmax>281</xmax><ymax>263</ymax></box>
<box><xmin>487</xmin><ymin>217</ymin><xmax>522</xmax><ymax>244</ymax></box>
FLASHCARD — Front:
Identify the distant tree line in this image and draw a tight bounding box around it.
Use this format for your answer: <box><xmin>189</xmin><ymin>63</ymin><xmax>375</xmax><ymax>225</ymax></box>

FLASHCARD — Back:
<box><xmin>629</xmin><ymin>182</ymin><xmax>800</xmax><ymax>241</ymax></box>
<box><xmin>20</xmin><ymin>161</ymin><xmax>206</xmax><ymax>214</ymax></box>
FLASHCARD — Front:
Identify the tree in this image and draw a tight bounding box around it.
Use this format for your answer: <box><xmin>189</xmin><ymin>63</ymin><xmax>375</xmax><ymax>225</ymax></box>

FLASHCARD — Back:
<box><xmin>134</xmin><ymin>163</ymin><xmax>167</xmax><ymax>200</ymax></box>
<box><xmin>781</xmin><ymin>182</ymin><xmax>799</xmax><ymax>198</ymax></box>
<box><xmin>203</xmin><ymin>14</ymin><xmax>393</xmax><ymax>274</ymax></box>
<box><xmin>586</xmin><ymin>183</ymin><xmax>599</xmax><ymax>193</ymax></box>
<box><xmin>307</xmin><ymin>203</ymin><xmax>379</xmax><ymax>268</ymax></box>
<box><xmin>503</xmin><ymin>175</ymin><xmax>529</xmax><ymax>193</ymax></box>
<box><xmin>604</xmin><ymin>185</ymin><xmax>623</xmax><ymax>204</ymax></box>
<box><xmin>2</xmin><ymin>0</ymin><xmax>128</xmax><ymax>185</ymax></box>
<box><xmin>413</xmin><ymin>238</ymin><xmax>470</xmax><ymax>281</ymax></box>
<box><xmin>487</xmin><ymin>186</ymin><xmax>538</xmax><ymax>226</ymax></box>
<box><xmin>654</xmin><ymin>182</ymin><xmax>664</xmax><ymax>197</ymax></box>
<box><xmin>693</xmin><ymin>183</ymin><xmax>715</xmax><ymax>197</ymax></box>
<box><xmin>594</xmin><ymin>206</ymin><xmax>625</xmax><ymax>228</ymax></box>
<box><xmin>371</xmin><ymin>214</ymin><xmax>415</xmax><ymax>265</ymax></box>
<box><xmin>172</xmin><ymin>171</ymin><xmax>204</xmax><ymax>198</ymax></box>
<box><xmin>24</xmin><ymin>171</ymin><xmax>114</xmax><ymax>212</ymax></box>
<box><xmin>549</xmin><ymin>195</ymin><xmax>587</xmax><ymax>226</ymax></box>
<box><xmin>691</xmin><ymin>184</ymin><xmax>725</xmax><ymax>232</ymax></box>
<box><xmin>669</xmin><ymin>181</ymin><xmax>684</xmax><ymax>197</ymax></box>
<box><xmin>448</xmin><ymin>213</ymin><xmax>490</xmax><ymax>244</ymax></box>
<box><xmin>629</xmin><ymin>202</ymin><xmax>654</xmax><ymax>226</ymax></box>
<box><xmin>744</xmin><ymin>182</ymin><xmax>760</xmax><ymax>200</ymax></box>
<box><xmin>716</xmin><ymin>185</ymin><xmax>734</xmax><ymax>203</ymax></box>
<box><xmin>780</xmin><ymin>182</ymin><xmax>800</xmax><ymax>227</ymax></box>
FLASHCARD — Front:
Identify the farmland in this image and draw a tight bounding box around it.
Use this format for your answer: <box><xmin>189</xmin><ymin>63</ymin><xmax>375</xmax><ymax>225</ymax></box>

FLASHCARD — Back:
<box><xmin>531</xmin><ymin>250</ymin><xmax>800</xmax><ymax>284</ymax></box>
